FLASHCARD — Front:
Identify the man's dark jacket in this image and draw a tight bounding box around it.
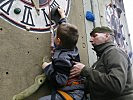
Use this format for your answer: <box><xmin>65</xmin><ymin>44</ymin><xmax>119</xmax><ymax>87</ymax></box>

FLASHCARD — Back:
<box><xmin>81</xmin><ymin>42</ymin><xmax>133</xmax><ymax>100</ymax></box>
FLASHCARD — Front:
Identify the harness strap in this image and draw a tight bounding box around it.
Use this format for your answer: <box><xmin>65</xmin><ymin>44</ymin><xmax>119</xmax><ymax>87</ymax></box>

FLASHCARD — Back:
<box><xmin>57</xmin><ymin>90</ymin><xmax>73</xmax><ymax>100</ymax></box>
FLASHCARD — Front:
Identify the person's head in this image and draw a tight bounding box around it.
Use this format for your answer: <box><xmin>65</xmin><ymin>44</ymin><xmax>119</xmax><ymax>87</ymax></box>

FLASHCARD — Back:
<box><xmin>90</xmin><ymin>26</ymin><xmax>114</xmax><ymax>46</ymax></box>
<box><xmin>55</xmin><ymin>23</ymin><xmax>79</xmax><ymax>49</ymax></box>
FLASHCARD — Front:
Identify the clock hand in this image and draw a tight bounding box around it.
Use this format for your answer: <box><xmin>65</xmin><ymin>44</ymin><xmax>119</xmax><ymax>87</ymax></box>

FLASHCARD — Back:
<box><xmin>31</xmin><ymin>0</ymin><xmax>40</xmax><ymax>15</ymax></box>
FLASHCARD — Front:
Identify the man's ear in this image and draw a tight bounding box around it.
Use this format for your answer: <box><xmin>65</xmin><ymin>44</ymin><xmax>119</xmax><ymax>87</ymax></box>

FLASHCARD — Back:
<box><xmin>105</xmin><ymin>33</ymin><xmax>110</xmax><ymax>41</ymax></box>
<box><xmin>56</xmin><ymin>38</ymin><xmax>61</xmax><ymax>45</ymax></box>
<box><xmin>105</xmin><ymin>33</ymin><xmax>110</xmax><ymax>38</ymax></box>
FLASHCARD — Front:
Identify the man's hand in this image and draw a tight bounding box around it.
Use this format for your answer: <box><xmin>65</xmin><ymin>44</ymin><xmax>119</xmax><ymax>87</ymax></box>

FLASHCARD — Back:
<box><xmin>69</xmin><ymin>62</ymin><xmax>85</xmax><ymax>78</ymax></box>
<box><xmin>42</xmin><ymin>62</ymin><xmax>51</xmax><ymax>69</ymax></box>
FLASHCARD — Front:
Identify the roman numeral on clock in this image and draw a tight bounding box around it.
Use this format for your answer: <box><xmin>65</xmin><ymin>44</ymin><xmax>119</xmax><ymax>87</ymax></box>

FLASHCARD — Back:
<box><xmin>0</xmin><ymin>0</ymin><xmax>14</xmax><ymax>15</ymax></box>
<box><xmin>50</xmin><ymin>0</ymin><xmax>59</xmax><ymax>9</ymax></box>
<box><xmin>21</xmin><ymin>5</ymin><xmax>35</xmax><ymax>26</ymax></box>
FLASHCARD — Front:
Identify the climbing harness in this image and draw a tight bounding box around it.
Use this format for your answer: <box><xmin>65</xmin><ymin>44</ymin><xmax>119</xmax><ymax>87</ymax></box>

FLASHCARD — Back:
<box><xmin>57</xmin><ymin>90</ymin><xmax>73</xmax><ymax>100</ymax></box>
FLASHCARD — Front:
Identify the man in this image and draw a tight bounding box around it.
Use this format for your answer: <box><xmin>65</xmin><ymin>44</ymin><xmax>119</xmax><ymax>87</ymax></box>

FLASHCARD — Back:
<box><xmin>70</xmin><ymin>26</ymin><xmax>133</xmax><ymax>100</ymax></box>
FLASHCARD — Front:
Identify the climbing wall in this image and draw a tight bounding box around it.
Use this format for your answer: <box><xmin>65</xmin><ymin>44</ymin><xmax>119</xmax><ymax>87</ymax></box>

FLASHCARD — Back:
<box><xmin>83</xmin><ymin>0</ymin><xmax>132</xmax><ymax>65</ymax></box>
<box><xmin>0</xmin><ymin>0</ymin><xmax>89</xmax><ymax>100</ymax></box>
<box><xmin>1</xmin><ymin>0</ymin><xmax>132</xmax><ymax>100</ymax></box>
<box><xmin>105</xmin><ymin>0</ymin><xmax>132</xmax><ymax>62</ymax></box>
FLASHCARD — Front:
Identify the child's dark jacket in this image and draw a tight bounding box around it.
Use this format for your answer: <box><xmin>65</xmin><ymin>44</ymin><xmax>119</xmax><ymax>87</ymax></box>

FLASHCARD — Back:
<box><xmin>44</xmin><ymin>46</ymin><xmax>84</xmax><ymax>91</ymax></box>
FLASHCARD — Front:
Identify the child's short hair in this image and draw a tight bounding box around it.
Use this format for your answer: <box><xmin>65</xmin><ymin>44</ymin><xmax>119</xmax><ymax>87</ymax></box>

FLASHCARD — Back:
<box><xmin>57</xmin><ymin>23</ymin><xmax>79</xmax><ymax>49</ymax></box>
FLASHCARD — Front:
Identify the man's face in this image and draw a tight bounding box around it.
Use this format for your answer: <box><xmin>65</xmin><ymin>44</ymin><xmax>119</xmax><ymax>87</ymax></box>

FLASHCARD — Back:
<box><xmin>90</xmin><ymin>32</ymin><xmax>108</xmax><ymax>46</ymax></box>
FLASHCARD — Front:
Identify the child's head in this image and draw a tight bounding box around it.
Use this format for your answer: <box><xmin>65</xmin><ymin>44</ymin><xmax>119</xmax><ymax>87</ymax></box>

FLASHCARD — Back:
<box><xmin>55</xmin><ymin>23</ymin><xmax>79</xmax><ymax>49</ymax></box>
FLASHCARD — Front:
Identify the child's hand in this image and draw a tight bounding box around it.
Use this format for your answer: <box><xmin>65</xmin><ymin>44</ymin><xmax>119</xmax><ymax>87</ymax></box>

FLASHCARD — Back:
<box><xmin>42</xmin><ymin>62</ymin><xmax>51</xmax><ymax>69</ymax></box>
<box><xmin>58</xmin><ymin>7</ymin><xmax>66</xmax><ymax>18</ymax></box>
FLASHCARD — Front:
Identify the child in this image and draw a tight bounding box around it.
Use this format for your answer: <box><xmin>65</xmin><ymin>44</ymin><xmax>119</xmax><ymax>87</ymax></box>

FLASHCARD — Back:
<box><xmin>39</xmin><ymin>8</ymin><xmax>86</xmax><ymax>100</ymax></box>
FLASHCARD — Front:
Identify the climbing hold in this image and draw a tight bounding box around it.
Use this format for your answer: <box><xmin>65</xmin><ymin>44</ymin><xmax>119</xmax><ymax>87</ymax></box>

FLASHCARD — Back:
<box><xmin>12</xmin><ymin>74</ymin><xmax>46</xmax><ymax>100</ymax></box>
<box><xmin>117</xmin><ymin>8</ymin><xmax>122</xmax><ymax>18</ymax></box>
<box><xmin>86</xmin><ymin>11</ymin><xmax>95</xmax><ymax>22</ymax></box>
<box><xmin>14</xmin><ymin>8</ymin><xmax>21</xmax><ymax>14</ymax></box>
<box><xmin>0</xmin><ymin>27</ymin><xmax>2</xmax><ymax>30</ymax></box>
<box><xmin>51</xmin><ymin>6</ymin><xmax>61</xmax><ymax>24</ymax></box>
<box><xmin>26</xmin><ymin>26</ymin><xmax>30</xmax><ymax>31</ymax></box>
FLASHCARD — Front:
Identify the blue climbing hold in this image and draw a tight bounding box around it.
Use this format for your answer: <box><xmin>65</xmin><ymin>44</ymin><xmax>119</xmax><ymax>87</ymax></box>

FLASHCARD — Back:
<box><xmin>86</xmin><ymin>11</ymin><xmax>95</xmax><ymax>22</ymax></box>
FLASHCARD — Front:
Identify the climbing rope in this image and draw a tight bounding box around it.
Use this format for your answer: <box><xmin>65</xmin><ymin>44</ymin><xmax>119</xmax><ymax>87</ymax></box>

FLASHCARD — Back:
<box><xmin>48</xmin><ymin>0</ymin><xmax>56</xmax><ymax>58</ymax></box>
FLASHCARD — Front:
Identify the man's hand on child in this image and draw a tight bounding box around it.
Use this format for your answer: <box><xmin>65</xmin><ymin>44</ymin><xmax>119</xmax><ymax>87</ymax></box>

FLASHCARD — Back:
<box><xmin>42</xmin><ymin>62</ymin><xmax>51</xmax><ymax>69</ymax></box>
<box><xmin>69</xmin><ymin>62</ymin><xmax>85</xmax><ymax>78</ymax></box>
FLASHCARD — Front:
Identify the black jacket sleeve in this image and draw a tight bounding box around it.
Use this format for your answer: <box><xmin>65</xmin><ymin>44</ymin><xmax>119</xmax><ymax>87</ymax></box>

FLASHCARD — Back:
<box><xmin>58</xmin><ymin>18</ymin><xmax>67</xmax><ymax>24</ymax></box>
<box><xmin>44</xmin><ymin>58</ymin><xmax>71</xmax><ymax>87</ymax></box>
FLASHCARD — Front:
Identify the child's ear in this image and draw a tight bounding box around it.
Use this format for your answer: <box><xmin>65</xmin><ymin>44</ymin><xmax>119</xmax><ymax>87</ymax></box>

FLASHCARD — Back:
<box><xmin>57</xmin><ymin>38</ymin><xmax>61</xmax><ymax>45</ymax></box>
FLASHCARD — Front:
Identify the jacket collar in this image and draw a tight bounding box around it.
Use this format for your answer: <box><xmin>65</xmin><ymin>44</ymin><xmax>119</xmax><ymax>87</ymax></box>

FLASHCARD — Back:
<box><xmin>93</xmin><ymin>42</ymin><xmax>115</xmax><ymax>57</ymax></box>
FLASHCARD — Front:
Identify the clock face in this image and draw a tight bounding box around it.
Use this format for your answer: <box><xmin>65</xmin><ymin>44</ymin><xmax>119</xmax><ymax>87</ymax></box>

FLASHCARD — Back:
<box><xmin>0</xmin><ymin>0</ymin><xmax>71</xmax><ymax>33</ymax></box>
<box><xmin>20</xmin><ymin>0</ymin><xmax>50</xmax><ymax>6</ymax></box>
